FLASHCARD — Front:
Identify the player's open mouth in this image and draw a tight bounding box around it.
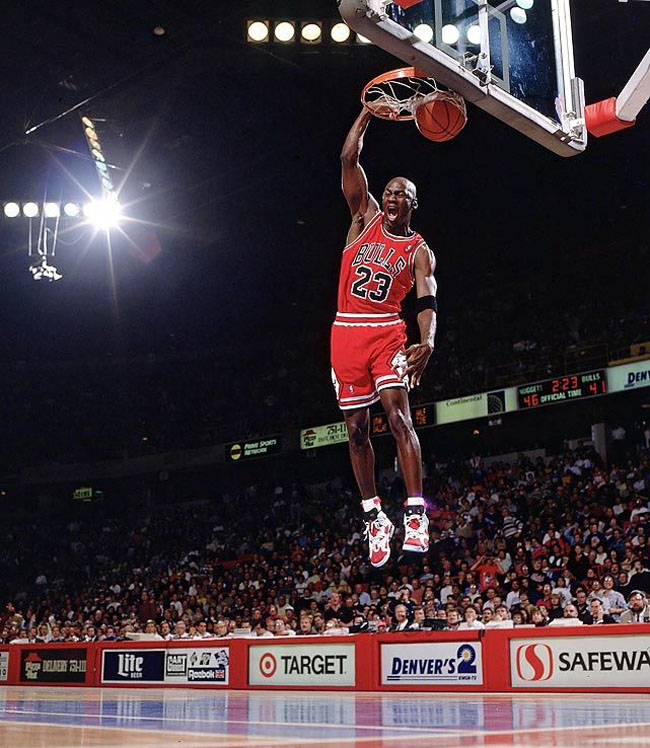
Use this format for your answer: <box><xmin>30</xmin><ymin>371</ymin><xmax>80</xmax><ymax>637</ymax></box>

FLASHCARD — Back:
<box><xmin>387</xmin><ymin>206</ymin><xmax>398</xmax><ymax>219</ymax></box>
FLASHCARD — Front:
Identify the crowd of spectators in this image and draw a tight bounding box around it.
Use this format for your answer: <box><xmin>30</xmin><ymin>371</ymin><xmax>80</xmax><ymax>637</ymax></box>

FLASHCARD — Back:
<box><xmin>2</xmin><ymin>437</ymin><xmax>650</xmax><ymax>643</ymax></box>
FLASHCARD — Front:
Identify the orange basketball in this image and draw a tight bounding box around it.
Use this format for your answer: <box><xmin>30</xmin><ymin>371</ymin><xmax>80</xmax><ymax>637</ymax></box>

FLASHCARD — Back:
<box><xmin>415</xmin><ymin>94</ymin><xmax>467</xmax><ymax>142</ymax></box>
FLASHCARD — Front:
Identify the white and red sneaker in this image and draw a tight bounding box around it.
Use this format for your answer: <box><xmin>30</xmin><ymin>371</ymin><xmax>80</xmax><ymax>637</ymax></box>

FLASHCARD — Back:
<box><xmin>364</xmin><ymin>511</ymin><xmax>395</xmax><ymax>568</ymax></box>
<box><xmin>402</xmin><ymin>512</ymin><xmax>430</xmax><ymax>553</ymax></box>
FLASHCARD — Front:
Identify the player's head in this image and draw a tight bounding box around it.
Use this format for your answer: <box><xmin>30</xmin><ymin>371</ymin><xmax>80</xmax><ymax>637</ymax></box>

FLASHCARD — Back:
<box><xmin>382</xmin><ymin>177</ymin><xmax>418</xmax><ymax>229</ymax></box>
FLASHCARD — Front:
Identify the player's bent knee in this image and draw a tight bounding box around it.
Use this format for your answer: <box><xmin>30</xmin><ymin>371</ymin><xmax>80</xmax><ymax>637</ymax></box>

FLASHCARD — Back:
<box><xmin>348</xmin><ymin>425</ymin><xmax>370</xmax><ymax>450</ymax></box>
<box><xmin>387</xmin><ymin>408</ymin><xmax>414</xmax><ymax>440</ymax></box>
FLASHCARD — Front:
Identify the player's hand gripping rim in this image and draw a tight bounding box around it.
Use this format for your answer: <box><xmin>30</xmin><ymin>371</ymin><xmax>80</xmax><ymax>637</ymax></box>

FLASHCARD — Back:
<box><xmin>404</xmin><ymin>342</ymin><xmax>434</xmax><ymax>388</ymax></box>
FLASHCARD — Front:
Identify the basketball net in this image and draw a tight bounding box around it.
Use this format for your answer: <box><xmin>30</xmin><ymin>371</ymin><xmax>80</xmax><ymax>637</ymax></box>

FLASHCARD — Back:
<box><xmin>362</xmin><ymin>68</ymin><xmax>466</xmax><ymax>122</ymax></box>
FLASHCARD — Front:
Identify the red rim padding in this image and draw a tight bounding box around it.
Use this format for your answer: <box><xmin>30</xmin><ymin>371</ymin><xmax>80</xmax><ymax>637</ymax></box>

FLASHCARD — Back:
<box><xmin>585</xmin><ymin>97</ymin><xmax>636</xmax><ymax>138</ymax></box>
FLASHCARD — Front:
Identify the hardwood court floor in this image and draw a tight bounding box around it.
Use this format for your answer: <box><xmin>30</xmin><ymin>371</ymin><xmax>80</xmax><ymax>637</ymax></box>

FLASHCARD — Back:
<box><xmin>1</xmin><ymin>686</ymin><xmax>649</xmax><ymax>747</ymax></box>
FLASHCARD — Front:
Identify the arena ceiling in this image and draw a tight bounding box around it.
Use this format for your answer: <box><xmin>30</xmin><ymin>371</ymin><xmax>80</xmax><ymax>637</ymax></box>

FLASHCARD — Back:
<box><xmin>0</xmin><ymin>0</ymin><xmax>648</xmax><ymax>355</ymax></box>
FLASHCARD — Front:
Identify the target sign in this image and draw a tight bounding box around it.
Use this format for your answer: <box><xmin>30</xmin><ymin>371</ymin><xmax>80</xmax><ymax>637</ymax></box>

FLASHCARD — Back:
<box><xmin>259</xmin><ymin>653</ymin><xmax>277</xmax><ymax>678</ymax></box>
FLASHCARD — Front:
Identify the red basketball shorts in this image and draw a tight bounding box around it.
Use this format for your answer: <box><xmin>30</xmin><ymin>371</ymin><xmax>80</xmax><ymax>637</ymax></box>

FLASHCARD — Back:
<box><xmin>330</xmin><ymin>312</ymin><xmax>408</xmax><ymax>411</ymax></box>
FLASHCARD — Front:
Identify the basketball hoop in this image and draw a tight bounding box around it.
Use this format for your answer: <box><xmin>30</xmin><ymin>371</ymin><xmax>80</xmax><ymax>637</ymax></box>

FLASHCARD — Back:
<box><xmin>361</xmin><ymin>66</ymin><xmax>465</xmax><ymax>122</ymax></box>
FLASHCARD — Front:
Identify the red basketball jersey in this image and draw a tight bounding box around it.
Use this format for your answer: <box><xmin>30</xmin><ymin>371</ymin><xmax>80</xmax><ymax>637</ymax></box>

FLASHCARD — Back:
<box><xmin>337</xmin><ymin>212</ymin><xmax>426</xmax><ymax>316</ymax></box>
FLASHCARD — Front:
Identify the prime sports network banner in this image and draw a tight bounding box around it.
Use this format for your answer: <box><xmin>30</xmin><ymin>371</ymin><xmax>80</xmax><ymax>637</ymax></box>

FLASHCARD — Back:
<box><xmin>299</xmin><ymin>359</ymin><xmax>649</xmax><ymax>449</ymax></box>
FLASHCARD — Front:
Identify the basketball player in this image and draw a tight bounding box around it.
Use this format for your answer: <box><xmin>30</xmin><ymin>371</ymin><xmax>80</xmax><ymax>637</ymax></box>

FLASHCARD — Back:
<box><xmin>332</xmin><ymin>107</ymin><xmax>437</xmax><ymax>568</ymax></box>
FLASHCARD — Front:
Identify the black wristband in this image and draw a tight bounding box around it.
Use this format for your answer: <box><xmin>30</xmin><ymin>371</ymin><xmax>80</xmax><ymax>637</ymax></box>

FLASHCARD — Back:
<box><xmin>417</xmin><ymin>295</ymin><xmax>437</xmax><ymax>313</ymax></box>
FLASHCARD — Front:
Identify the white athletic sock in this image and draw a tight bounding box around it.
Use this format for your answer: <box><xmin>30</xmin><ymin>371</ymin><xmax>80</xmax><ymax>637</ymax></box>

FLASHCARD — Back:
<box><xmin>361</xmin><ymin>497</ymin><xmax>381</xmax><ymax>513</ymax></box>
<box><xmin>406</xmin><ymin>496</ymin><xmax>425</xmax><ymax>508</ymax></box>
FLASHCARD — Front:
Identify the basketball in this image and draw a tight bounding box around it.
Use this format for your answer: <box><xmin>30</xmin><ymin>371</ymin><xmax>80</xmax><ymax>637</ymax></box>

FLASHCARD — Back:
<box><xmin>415</xmin><ymin>93</ymin><xmax>467</xmax><ymax>142</ymax></box>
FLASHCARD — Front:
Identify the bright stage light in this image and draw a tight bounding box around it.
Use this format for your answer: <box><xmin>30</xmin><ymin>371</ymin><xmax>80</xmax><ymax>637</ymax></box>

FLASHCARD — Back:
<box><xmin>510</xmin><ymin>7</ymin><xmax>527</xmax><ymax>23</ymax></box>
<box><xmin>84</xmin><ymin>126</ymin><xmax>96</xmax><ymax>140</ymax></box>
<box><xmin>274</xmin><ymin>21</ymin><xmax>295</xmax><ymax>42</ymax></box>
<box><xmin>23</xmin><ymin>202</ymin><xmax>39</xmax><ymax>218</ymax></box>
<box><xmin>301</xmin><ymin>22</ymin><xmax>322</xmax><ymax>43</ymax></box>
<box><xmin>63</xmin><ymin>202</ymin><xmax>80</xmax><ymax>217</ymax></box>
<box><xmin>467</xmin><ymin>24</ymin><xmax>482</xmax><ymax>45</ymax></box>
<box><xmin>84</xmin><ymin>198</ymin><xmax>122</xmax><ymax>230</ymax></box>
<box><xmin>516</xmin><ymin>0</ymin><xmax>534</xmax><ymax>9</ymax></box>
<box><xmin>81</xmin><ymin>116</ymin><xmax>93</xmax><ymax>128</ymax></box>
<box><xmin>356</xmin><ymin>33</ymin><xmax>372</xmax><ymax>44</ymax></box>
<box><xmin>413</xmin><ymin>24</ymin><xmax>434</xmax><ymax>43</ymax></box>
<box><xmin>441</xmin><ymin>24</ymin><xmax>460</xmax><ymax>45</ymax></box>
<box><xmin>3</xmin><ymin>202</ymin><xmax>20</xmax><ymax>218</ymax></box>
<box><xmin>247</xmin><ymin>20</ymin><xmax>269</xmax><ymax>42</ymax></box>
<box><xmin>44</xmin><ymin>202</ymin><xmax>60</xmax><ymax>217</ymax></box>
<box><xmin>331</xmin><ymin>22</ymin><xmax>351</xmax><ymax>43</ymax></box>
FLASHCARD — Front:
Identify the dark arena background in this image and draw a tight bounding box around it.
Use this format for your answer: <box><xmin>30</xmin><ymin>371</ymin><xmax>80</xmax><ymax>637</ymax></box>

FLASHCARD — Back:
<box><xmin>1</xmin><ymin>1</ymin><xmax>650</xmax><ymax>746</ymax></box>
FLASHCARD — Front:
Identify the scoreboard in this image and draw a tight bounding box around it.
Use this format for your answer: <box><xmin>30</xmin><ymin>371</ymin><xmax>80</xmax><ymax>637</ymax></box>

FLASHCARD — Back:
<box><xmin>517</xmin><ymin>370</ymin><xmax>607</xmax><ymax>410</ymax></box>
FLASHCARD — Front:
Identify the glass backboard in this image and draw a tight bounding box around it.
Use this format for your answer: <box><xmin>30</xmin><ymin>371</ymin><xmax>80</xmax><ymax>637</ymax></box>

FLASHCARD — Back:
<box><xmin>338</xmin><ymin>0</ymin><xmax>587</xmax><ymax>156</ymax></box>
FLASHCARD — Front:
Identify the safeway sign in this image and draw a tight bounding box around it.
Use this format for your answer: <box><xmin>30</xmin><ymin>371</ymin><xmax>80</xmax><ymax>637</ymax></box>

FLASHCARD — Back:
<box><xmin>249</xmin><ymin>643</ymin><xmax>355</xmax><ymax>686</ymax></box>
<box><xmin>511</xmin><ymin>635</ymin><xmax>650</xmax><ymax>687</ymax></box>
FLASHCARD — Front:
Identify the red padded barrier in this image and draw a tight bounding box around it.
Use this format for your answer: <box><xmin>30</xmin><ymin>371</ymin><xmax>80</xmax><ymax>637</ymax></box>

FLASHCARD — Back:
<box><xmin>394</xmin><ymin>0</ymin><xmax>425</xmax><ymax>7</ymax></box>
<box><xmin>1</xmin><ymin>628</ymin><xmax>649</xmax><ymax>693</ymax></box>
<box><xmin>585</xmin><ymin>97</ymin><xmax>636</xmax><ymax>137</ymax></box>
<box><xmin>486</xmin><ymin>624</ymin><xmax>650</xmax><ymax>693</ymax></box>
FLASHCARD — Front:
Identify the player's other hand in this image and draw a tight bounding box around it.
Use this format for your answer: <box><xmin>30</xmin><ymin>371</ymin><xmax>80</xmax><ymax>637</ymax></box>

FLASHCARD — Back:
<box><xmin>404</xmin><ymin>343</ymin><xmax>434</xmax><ymax>387</ymax></box>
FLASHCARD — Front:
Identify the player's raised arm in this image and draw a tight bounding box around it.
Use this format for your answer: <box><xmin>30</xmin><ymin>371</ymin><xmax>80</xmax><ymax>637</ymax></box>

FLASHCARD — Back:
<box><xmin>405</xmin><ymin>244</ymin><xmax>437</xmax><ymax>388</ymax></box>
<box><xmin>340</xmin><ymin>108</ymin><xmax>380</xmax><ymax>243</ymax></box>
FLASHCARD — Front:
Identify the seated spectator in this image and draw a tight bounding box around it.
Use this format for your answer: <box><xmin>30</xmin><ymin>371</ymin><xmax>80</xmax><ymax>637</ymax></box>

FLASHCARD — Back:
<box><xmin>563</xmin><ymin>603</ymin><xmax>581</xmax><ymax>621</ymax></box>
<box><xmin>530</xmin><ymin>607</ymin><xmax>548</xmax><ymax>627</ymax></box>
<box><xmin>407</xmin><ymin>606</ymin><xmax>426</xmax><ymax>631</ymax></box>
<box><xmin>214</xmin><ymin>619</ymin><xmax>230</xmax><ymax>638</ymax></box>
<box><xmin>574</xmin><ymin>589</ymin><xmax>591</xmax><ymax>623</ymax></box>
<box><xmin>250</xmin><ymin>622</ymin><xmax>274</xmax><ymax>637</ymax></box>
<box><xmin>588</xmin><ymin>598</ymin><xmax>616</xmax><ymax>625</ymax></box>
<box><xmin>298</xmin><ymin>615</ymin><xmax>314</xmax><ymax>635</ymax></box>
<box><xmin>600</xmin><ymin>575</ymin><xmax>627</xmax><ymax>620</ymax></box>
<box><xmin>193</xmin><ymin>621</ymin><xmax>212</xmax><ymax>639</ymax></box>
<box><xmin>546</xmin><ymin>593</ymin><xmax>565</xmax><ymax>621</ymax></box>
<box><xmin>620</xmin><ymin>591</ymin><xmax>650</xmax><ymax>623</ymax></box>
<box><xmin>391</xmin><ymin>604</ymin><xmax>411</xmax><ymax>632</ymax></box>
<box><xmin>458</xmin><ymin>605</ymin><xmax>484</xmax><ymax>630</ymax></box>
<box><xmin>445</xmin><ymin>609</ymin><xmax>461</xmax><ymax>630</ymax></box>
<box><xmin>511</xmin><ymin>609</ymin><xmax>529</xmax><ymax>625</ymax></box>
<box><xmin>173</xmin><ymin>621</ymin><xmax>190</xmax><ymax>639</ymax></box>
<box><xmin>274</xmin><ymin>618</ymin><xmax>296</xmax><ymax>637</ymax></box>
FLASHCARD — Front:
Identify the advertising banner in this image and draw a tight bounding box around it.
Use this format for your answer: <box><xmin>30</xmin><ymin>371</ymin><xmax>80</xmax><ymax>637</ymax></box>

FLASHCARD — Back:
<box><xmin>435</xmin><ymin>389</ymin><xmax>517</xmax><ymax>426</ymax></box>
<box><xmin>300</xmin><ymin>422</ymin><xmax>347</xmax><ymax>450</ymax></box>
<box><xmin>102</xmin><ymin>649</ymin><xmax>166</xmax><ymax>684</ymax></box>
<box><xmin>226</xmin><ymin>436</ymin><xmax>282</xmax><ymax>462</ymax></box>
<box><xmin>607</xmin><ymin>360</ymin><xmax>650</xmax><ymax>394</ymax></box>
<box><xmin>20</xmin><ymin>648</ymin><xmax>87</xmax><ymax>683</ymax></box>
<box><xmin>0</xmin><ymin>651</ymin><xmax>8</xmax><ymax>681</ymax></box>
<box><xmin>164</xmin><ymin>647</ymin><xmax>229</xmax><ymax>685</ymax></box>
<box><xmin>510</xmin><ymin>635</ymin><xmax>650</xmax><ymax>687</ymax></box>
<box><xmin>249</xmin><ymin>643</ymin><xmax>355</xmax><ymax>686</ymax></box>
<box><xmin>381</xmin><ymin>642</ymin><xmax>483</xmax><ymax>685</ymax></box>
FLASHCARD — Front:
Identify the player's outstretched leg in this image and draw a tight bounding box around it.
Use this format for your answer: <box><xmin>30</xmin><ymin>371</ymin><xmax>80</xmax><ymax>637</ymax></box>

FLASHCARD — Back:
<box><xmin>379</xmin><ymin>387</ymin><xmax>430</xmax><ymax>553</ymax></box>
<box><xmin>344</xmin><ymin>407</ymin><xmax>395</xmax><ymax>567</ymax></box>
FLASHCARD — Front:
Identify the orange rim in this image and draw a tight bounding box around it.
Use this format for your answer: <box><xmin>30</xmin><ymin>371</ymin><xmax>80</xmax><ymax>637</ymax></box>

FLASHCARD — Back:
<box><xmin>361</xmin><ymin>67</ymin><xmax>436</xmax><ymax>121</ymax></box>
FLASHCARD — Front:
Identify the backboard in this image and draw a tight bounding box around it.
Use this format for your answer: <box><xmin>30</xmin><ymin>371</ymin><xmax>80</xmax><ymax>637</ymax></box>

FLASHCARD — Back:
<box><xmin>338</xmin><ymin>0</ymin><xmax>587</xmax><ymax>156</ymax></box>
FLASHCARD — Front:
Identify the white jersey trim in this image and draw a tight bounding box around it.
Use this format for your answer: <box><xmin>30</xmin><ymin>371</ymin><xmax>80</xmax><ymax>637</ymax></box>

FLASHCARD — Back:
<box><xmin>409</xmin><ymin>240</ymin><xmax>427</xmax><ymax>282</ymax></box>
<box><xmin>342</xmin><ymin>211</ymin><xmax>383</xmax><ymax>252</ymax></box>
